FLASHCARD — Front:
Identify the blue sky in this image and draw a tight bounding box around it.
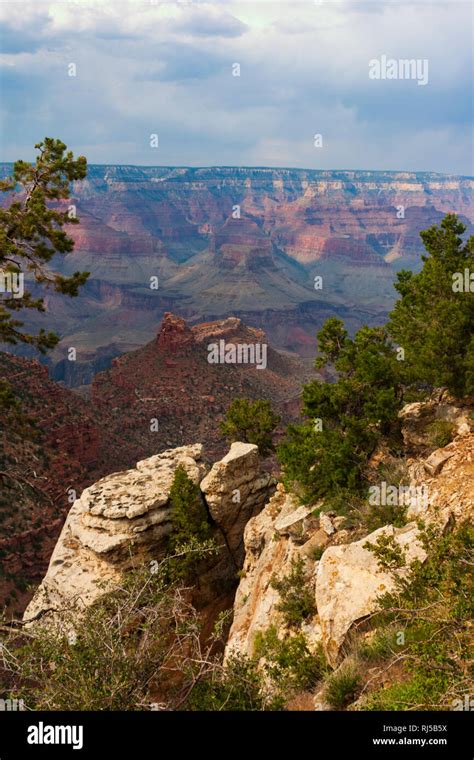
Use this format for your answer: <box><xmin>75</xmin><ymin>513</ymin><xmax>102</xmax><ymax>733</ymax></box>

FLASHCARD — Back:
<box><xmin>0</xmin><ymin>0</ymin><xmax>472</xmax><ymax>173</ymax></box>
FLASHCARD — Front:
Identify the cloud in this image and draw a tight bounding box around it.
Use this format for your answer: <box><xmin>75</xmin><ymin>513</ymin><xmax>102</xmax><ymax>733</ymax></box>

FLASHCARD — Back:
<box><xmin>0</xmin><ymin>0</ymin><xmax>472</xmax><ymax>174</ymax></box>
<box><xmin>0</xmin><ymin>24</ymin><xmax>45</xmax><ymax>53</ymax></box>
<box><xmin>168</xmin><ymin>5</ymin><xmax>247</xmax><ymax>38</ymax></box>
<box><xmin>137</xmin><ymin>43</ymin><xmax>227</xmax><ymax>82</ymax></box>
<box><xmin>0</xmin><ymin>3</ymin><xmax>53</xmax><ymax>53</ymax></box>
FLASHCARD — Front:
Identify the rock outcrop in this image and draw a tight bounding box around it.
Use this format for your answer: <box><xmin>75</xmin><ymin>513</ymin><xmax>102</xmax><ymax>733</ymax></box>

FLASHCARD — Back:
<box><xmin>225</xmin><ymin>397</ymin><xmax>474</xmax><ymax>673</ymax></box>
<box><xmin>315</xmin><ymin>524</ymin><xmax>426</xmax><ymax>668</ymax></box>
<box><xmin>224</xmin><ymin>489</ymin><xmax>427</xmax><ymax>668</ymax></box>
<box><xmin>156</xmin><ymin>312</ymin><xmax>194</xmax><ymax>354</ymax></box>
<box><xmin>200</xmin><ymin>442</ymin><xmax>276</xmax><ymax>563</ymax></box>
<box><xmin>23</xmin><ymin>445</ymin><xmax>206</xmax><ymax>625</ymax></box>
<box><xmin>23</xmin><ymin>442</ymin><xmax>270</xmax><ymax>626</ymax></box>
<box><xmin>225</xmin><ymin>485</ymin><xmax>321</xmax><ymax>660</ymax></box>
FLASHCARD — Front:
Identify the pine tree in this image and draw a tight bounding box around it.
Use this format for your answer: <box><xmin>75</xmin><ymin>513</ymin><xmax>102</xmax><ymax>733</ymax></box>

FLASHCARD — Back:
<box><xmin>165</xmin><ymin>465</ymin><xmax>213</xmax><ymax>581</ymax></box>
<box><xmin>278</xmin><ymin>215</ymin><xmax>474</xmax><ymax>505</ymax></box>
<box><xmin>388</xmin><ymin>214</ymin><xmax>474</xmax><ymax>396</ymax></box>
<box><xmin>0</xmin><ymin>137</ymin><xmax>88</xmax><ymax>352</ymax></box>
<box><xmin>278</xmin><ymin>320</ymin><xmax>401</xmax><ymax>503</ymax></box>
<box><xmin>220</xmin><ymin>398</ymin><xmax>281</xmax><ymax>456</ymax></box>
<box><xmin>168</xmin><ymin>465</ymin><xmax>211</xmax><ymax>551</ymax></box>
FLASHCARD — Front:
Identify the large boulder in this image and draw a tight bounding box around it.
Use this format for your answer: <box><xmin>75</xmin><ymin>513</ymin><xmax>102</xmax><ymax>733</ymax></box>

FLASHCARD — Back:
<box><xmin>23</xmin><ymin>445</ymin><xmax>206</xmax><ymax>625</ymax></box>
<box><xmin>24</xmin><ymin>441</ymin><xmax>275</xmax><ymax>628</ymax></box>
<box><xmin>316</xmin><ymin>523</ymin><xmax>427</xmax><ymax>668</ymax></box>
<box><xmin>200</xmin><ymin>442</ymin><xmax>276</xmax><ymax>564</ymax></box>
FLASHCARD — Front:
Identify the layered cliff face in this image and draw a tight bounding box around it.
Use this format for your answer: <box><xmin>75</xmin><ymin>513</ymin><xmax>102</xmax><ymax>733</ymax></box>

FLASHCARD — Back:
<box><xmin>2</xmin><ymin>164</ymin><xmax>472</xmax><ymax>377</ymax></box>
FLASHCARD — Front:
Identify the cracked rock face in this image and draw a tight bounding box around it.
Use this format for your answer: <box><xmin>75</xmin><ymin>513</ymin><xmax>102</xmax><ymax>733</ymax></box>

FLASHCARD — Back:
<box><xmin>200</xmin><ymin>442</ymin><xmax>277</xmax><ymax>564</ymax></box>
<box><xmin>23</xmin><ymin>445</ymin><xmax>207</xmax><ymax>624</ymax></box>
<box><xmin>225</xmin><ymin>484</ymin><xmax>321</xmax><ymax>661</ymax></box>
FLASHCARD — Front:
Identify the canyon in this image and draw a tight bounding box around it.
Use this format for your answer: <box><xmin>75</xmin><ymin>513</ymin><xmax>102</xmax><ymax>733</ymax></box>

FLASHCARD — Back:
<box><xmin>1</xmin><ymin>163</ymin><xmax>473</xmax><ymax>710</ymax></box>
<box><xmin>1</xmin><ymin>164</ymin><xmax>472</xmax><ymax>384</ymax></box>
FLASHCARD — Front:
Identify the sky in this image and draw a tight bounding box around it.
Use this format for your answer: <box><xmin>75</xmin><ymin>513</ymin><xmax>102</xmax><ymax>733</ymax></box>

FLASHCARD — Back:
<box><xmin>0</xmin><ymin>0</ymin><xmax>472</xmax><ymax>174</ymax></box>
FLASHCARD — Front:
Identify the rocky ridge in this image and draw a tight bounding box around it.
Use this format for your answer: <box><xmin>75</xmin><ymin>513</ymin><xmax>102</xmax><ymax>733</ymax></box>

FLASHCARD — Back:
<box><xmin>92</xmin><ymin>312</ymin><xmax>312</xmax><ymax>461</ymax></box>
<box><xmin>21</xmin><ymin>394</ymin><xmax>473</xmax><ymax>710</ymax></box>
<box><xmin>23</xmin><ymin>442</ymin><xmax>275</xmax><ymax>625</ymax></box>
<box><xmin>224</xmin><ymin>396</ymin><xmax>474</xmax><ymax>680</ymax></box>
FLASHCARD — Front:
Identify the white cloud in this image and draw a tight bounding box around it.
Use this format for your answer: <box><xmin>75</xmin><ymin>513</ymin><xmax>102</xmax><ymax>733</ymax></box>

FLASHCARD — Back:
<box><xmin>0</xmin><ymin>0</ymin><xmax>472</xmax><ymax>173</ymax></box>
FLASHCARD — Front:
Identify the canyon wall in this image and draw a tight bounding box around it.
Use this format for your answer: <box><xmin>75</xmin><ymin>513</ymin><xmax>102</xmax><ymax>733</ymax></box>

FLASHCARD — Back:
<box><xmin>1</xmin><ymin>165</ymin><xmax>472</xmax><ymax>380</ymax></box>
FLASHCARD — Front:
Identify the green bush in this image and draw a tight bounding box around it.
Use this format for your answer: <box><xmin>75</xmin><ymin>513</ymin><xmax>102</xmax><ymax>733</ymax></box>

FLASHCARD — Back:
<box><xmin>2</xmin><ymin>548</ymin><xmax>225</xmax><ymax>711</ymax></box>
<box><xmin>254</xmin><ymin>626</ymin><xmax>326</xmax><ymax>691</ymax></box>
<box><xmin>271</xmin><ymin>555</ymin><xmax>316</xmax><ymax>626</ymax></box>
<box><xmin>362</xmin><ymin>523</ymin><xmax>474</xmax><ymax>710</ymax></box>
<box><xmin>357</xmin><ymin>628</ymin><xmax>399</xmax><ymax>663</ymax></box>
<box><xmin>426</xmin><ymin>420</ymin><xmax>455</xmax><ymax>449</ymax></box>
<box><xmin>364</xmin><ymin>533</ymin><xmax>407</xmax><ymax>571</ymax></box>
<box><xmin>324</xmin><ymin>660</ymin><xmax>362</xmax><ymax>709</ymax></box>
<box><xmin>220</xmin><ymin>398</ymin><xmax>281</xmax><ymax>456</ymax></box>
<box><xmin>362</xmin><ymin>498</ymin><xmax>408</xmax><ymax>532</ymax></box>
<box><xmin>187</xmin><ymin>653</ymin><xmax>284</xmax><ymax>711</ymax></box>
<box><xmin>4</xmin><ymin>565</ymin><xmax>198</xmax><ymax>710</ymax></box>
<box><xmin>308</xmin><ymin>545</ymin><xmax>325</xmax><ymax>561</ymax></box>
